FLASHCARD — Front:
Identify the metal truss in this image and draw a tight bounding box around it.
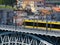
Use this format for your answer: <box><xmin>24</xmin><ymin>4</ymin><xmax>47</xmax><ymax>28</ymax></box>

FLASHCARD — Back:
<box><xmin>0</xmin><ymin>32</ymin><xmax>52</xmax><ymax>45</ymax></box>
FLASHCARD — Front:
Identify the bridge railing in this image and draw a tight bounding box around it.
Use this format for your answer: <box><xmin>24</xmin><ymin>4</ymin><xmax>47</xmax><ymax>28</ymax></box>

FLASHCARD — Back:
<box><xmin>0</xmin><ymin>24</ymin><xmax>60</xmax><ymax>37</ymax></box>
<box><xmin>0</xmin><ymin>24</ymin><xmax>25</xmax><ymax>30</ymax></box>
<box><xmin>0</xmin><ymin>25</ymin><xmax>15</xmax><ymax>29</ymax></box>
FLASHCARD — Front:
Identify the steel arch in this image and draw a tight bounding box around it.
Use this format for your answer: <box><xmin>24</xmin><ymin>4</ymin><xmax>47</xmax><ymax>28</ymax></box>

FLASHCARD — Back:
<box><xmin>0</xmin><ymin>31</ymin><xmax>52</xmax><ymax>45</ymax></box>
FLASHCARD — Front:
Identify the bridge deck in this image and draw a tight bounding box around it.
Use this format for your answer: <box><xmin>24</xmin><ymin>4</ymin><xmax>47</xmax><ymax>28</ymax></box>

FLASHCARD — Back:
<box><xmin>0</xmin><ymin>25</ymin><xmax>60</xmax><ymax>37</ymax></box>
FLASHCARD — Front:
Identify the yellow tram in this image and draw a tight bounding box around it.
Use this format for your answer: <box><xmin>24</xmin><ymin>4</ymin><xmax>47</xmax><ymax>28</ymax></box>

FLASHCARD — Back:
<box><xmin>22</xmin><ymin>7</ymin><xmax>60</xmax><ymax>31</ymax></box>
<box><xmin>23</xmin><ymin>19</ymin><xmax>60</xmax><ymax>31</ymax></box>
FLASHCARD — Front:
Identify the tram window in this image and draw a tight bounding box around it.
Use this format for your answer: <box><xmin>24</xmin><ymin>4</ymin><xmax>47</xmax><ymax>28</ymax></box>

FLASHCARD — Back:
<box><xmin>25</xmin><ymin>22</ymin><xmax>49</xmax><ymax>27</ymax></box>
<box><xmin>38</xmin><ymin>23</ymin><xmax>46</xmax><ymax>27</ymax></box>
<box><xmin>24</xmin><ymin>22</ymin><xmax>38</xmax><ymax>26</ymax></box>
<box><xmin>52</xmin><ymin>24</ymin><xmax>60</xmax><ymax>29</ymax></box>
<box><xmin>24</xmin><ymin>22</ymin><xmax>33</xmax><ymax>26</ymax></box>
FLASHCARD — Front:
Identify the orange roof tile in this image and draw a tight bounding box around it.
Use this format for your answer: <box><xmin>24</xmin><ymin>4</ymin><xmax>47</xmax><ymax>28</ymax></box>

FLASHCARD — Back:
<box><xmin>52</xmin><ymin>7</ymin><xmax>60</xmax><ymax>12</ymax></box>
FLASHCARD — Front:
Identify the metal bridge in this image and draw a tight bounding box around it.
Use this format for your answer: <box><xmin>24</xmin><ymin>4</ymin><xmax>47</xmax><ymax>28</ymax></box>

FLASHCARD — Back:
<box><xmin>0</xmin><ymin>25</ymin><xmax>60</xmax><ymax>37</ymax></box>
<box><xmin>0</xmin><ymin>31</ymin><xmax>53</xmax><ymax>45</ymax></box>
<box><xmin>0</xmin><ymin>24</ymin><xmax>60</xmax><ymax>45</ymax></box>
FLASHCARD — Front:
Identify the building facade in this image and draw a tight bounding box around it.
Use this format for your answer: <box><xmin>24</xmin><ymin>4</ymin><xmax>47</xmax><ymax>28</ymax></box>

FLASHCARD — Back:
<box><xmin>0</xmin><ymin>8</ymin><xmax>14</xmax><ymax>25</ymax></box>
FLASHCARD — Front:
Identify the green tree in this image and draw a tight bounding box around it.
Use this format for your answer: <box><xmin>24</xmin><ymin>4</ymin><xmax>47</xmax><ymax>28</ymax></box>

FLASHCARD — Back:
<box><xmin>0</xmin><ymin>0</ymin><xmax>16</xmax><ymax>6</ymax></box>
<box><xmin>0</xmin><ymin>0</ymin><xmax>4</xmax><ymax>4</ymax></box>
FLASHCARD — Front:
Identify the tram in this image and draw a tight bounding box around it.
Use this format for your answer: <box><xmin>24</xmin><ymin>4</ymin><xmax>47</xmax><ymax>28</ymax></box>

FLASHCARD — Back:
<box><xmin>23</xmin><ymin>19</ymin><xmax>60</xmax><ymax>31</ymax></box>
<box><xmin>22</xmin><ymin>7</ymin><xmax>60</xmax><ymax>31</ymax></box>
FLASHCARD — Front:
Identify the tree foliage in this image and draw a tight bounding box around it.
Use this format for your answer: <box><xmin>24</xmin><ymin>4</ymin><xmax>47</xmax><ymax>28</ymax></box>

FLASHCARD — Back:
<box><xmin>0</xmin><ymin>0</ymin><xmax>4</xmax><ymax>4</ymax></box>
<box><xmin>0</xmin><ymin>0</ymin><xmax>16</xmax><ymax>6</ymax></box>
